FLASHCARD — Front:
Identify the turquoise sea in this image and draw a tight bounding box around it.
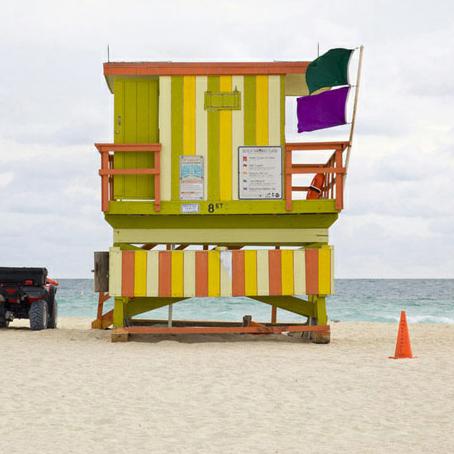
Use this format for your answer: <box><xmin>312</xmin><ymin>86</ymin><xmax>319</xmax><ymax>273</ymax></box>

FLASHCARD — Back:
<box><xmin>57</xmin><ymin>279</ymin><xmax>454</xmax><ymax>324</ymax></box>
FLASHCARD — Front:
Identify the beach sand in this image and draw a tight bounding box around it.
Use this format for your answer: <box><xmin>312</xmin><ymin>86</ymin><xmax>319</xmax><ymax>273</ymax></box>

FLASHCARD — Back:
<box><xmin>1</xmin><ymin>318</ymin><xmax>453</xmax><ymax>454</ymax></box>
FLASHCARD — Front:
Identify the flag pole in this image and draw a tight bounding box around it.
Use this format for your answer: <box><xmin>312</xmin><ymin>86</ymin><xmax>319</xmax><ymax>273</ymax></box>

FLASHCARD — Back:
<box><xmin>344</xmin><ymin>45</ymin><xmax>364</xmax><ymax>176</ymax></box>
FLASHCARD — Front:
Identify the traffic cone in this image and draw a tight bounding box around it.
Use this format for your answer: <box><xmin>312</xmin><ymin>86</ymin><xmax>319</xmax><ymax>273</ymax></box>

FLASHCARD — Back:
<box><xmin>389</xmin><ymin>311</ymin><xmax>414</xmax><ymax>359</ymax></box>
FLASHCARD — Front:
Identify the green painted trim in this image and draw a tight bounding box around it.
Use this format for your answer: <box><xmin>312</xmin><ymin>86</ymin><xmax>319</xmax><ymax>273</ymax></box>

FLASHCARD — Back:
<box><xmin>107</xmin><ymin>199</ymin><xmax>338</xmax><ymax>216</ymax></box>
<box><xmin>207</xmin><ymin>76</ymin><xmax>220</xmax><ymax>200</ymax></box>
<box><xmin>253</xmin><ymin>296</ymin><xmax>315</xmax><ymax>318</ymax></box>
<box><xmin>171</xmin><ymin>76</ymin><xmax>184</xmax><ymax>200</ymax></box>
<box><xmin>244</xmin><ymin>76</ymin><xmax>256</xmax><ymax>146</ymax></box>
<box><xmin>126</xmin><ymin>297</ymin><xmax>187</xmax><ymax>318</ymax></box>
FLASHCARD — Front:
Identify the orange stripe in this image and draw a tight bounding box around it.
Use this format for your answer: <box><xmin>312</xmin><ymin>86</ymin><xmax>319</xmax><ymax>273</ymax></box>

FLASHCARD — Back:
<box><xmin>159</xmin><ymin>251</ymin><xmax>172</xmax><ymax>297</ymax></box>
<box><xmin>305</xmin><ymin>248</ymin><xmax>319</xmax><ymax>295</ymax></box>
<box><xmin>121</xmin><ymin>251</ymin><xmax>135</xmax><ymax>298</ymax></box>
<box><xmin>232</xmin><ymin>250</ymin><xmax>245</xmax><ymax>296</ymax></box>
<box><xmin>195</xmin><ymin>251</ymin><xmax>208</xmax><ymax>297</ymax></box>
<box><xmin>268</xmin><ymin>250</ymin><xmax>282</xmax><ymax>296</ymax></box>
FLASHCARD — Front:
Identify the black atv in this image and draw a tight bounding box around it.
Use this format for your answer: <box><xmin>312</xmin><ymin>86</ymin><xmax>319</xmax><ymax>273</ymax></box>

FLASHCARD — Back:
<box><xmin>0</xmin><ymin>267</ymin><xmax>58</xmax><ymax>330</ymax></box>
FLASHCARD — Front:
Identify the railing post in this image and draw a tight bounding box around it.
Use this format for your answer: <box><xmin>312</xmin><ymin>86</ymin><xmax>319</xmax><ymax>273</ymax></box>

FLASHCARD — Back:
<box><xmin>154</xmin><ymin>148</ymin><xmax>161</xmax><ymax>212</ymax></box>
<box><xmin>285</xmin><ymin>146</ymin><xmax>292</xmax><ymax>211</ymax></box>
<box><xmin>101</xmin><ymin>150</ymin><xmax>109</xmax><ymax>212</ymax></box>
<box><xmin>335</xmin><ymin>147</ymin><xmax>344</xmax><ymax>210</ymax></box>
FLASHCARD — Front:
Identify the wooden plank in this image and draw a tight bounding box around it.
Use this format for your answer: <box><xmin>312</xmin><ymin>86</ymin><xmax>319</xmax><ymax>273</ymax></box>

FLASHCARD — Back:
<box><xmin>243</xmin><ymin>76</ymin><xmax>256</xmax><ymax>146</ymax></box>
<box><xmin>232</xmin><ymin>250</ymin><xmax>245</xmax><ymax>296</ymax></box>
<box><xmin>94</xmin><ymin>251</ymin><xmax>109</xmax><ymax>292</ymax></box>
<box><xmin>293</xmin><ymin>249</ymin><xmax>306</xmax><ymax>295</ymax></box>
<box><xmin>183</xmin><ymin>250</ymin><xmax>196</xmax><ymax>297</ymax></box>
<box><xmin>268</xmin><ymin>250</ymin><xmax>282</xmax><ymax>296</ymax></box>
<box><xmin>231</xmin><ymin>75</ymin><xmax>244</xmax><ymax>200</ymax></box>
<box><xmin>171</xmin><ymin>76</ymin><xmax>184</xmax><ymax>200</ymax></box>
<box><xmin>159</xmin><ymin>251</ymin><xmax>172</xmax><ymax>297</ymax></box>
<box><xmin>268</xmin><ymin>75</ymin><xmax>281</xmax><ymax>146</ymax></box>
<box><xmin>133</xmin><ymin>250</ymin><xmax>147</xmax><ymax>297</ymax></box>
<box><xmin>108</xmin><ymin>247</ymin><xmax>122</xmax><ymax>296</ymax></box>
<box><xmin>305</xmin><ymin>248</ymin><xmax>319</xmax><ymax>295</ymax></box>
<box><xmin>195</xmin><ymin>251</ymin><xmax>208</xmax><ymax>296</ymax></box>
<box><xmin>207</xmin><ymin>76</ymin><xmax>220</xmax><ymax>200</ymax></box>
<box><xmin>159</xmin><ymin>76</ymin><xmax>172</xmax><ymax>200</ymax></box>
<box><xmin>146</xmin><ymin>250</ymin><xmax>159</xmax><ymax>297</ymax></box>
<box><xmin>195</xmin><ymin>76</ymin><xmax>208</xmax><ymax>199</ymax></box>
<box><xmin>183</xmin><ymin>76</ymin><xmax>196</xmax><ymax>155</ymax></box>
<box><xmin>121</xmin><ymin>250</ymin><xmax>135</xmax><ymax>298</ymax></box>
<box><xmin>171</xmin><ymin>250</ymin><xmax>184</xmax><ymax>297</ymax></box>
<box><xmin>281</xmin><ymin>249</ymin><xmax>294</xmax><ymax>295</ymax></box>
<box><xmin>220</xmin><ymin>250</ymin><xmax>232</xmax><ymax>296</ymax></box>
<box><xmin>244</xmin><ymin>250</ymin><xmax>257</xmax><ymax>296</ymax></box>
<box><xmin>208</xmin><ymin>250</ymin><xmax>220</xmax><ymax>296</ymax></box>
<box><xmin>255</xmin><ymin>75</ymin><xmax>269</xmax><ymax>146</ymax></box>
<box><xmin>318</xmin><ymin>245</ymin><xmax>331</xmax><ymax>295</ymax></box>
<box><xmin>219</xmin><ymin>75</ymin><xmax>233</xmax><ymax>201</ymax></box>
<box><xmin>256</xmin><ymin>249</ymin><xmax>269</xmax><ymax>296</ymax></box>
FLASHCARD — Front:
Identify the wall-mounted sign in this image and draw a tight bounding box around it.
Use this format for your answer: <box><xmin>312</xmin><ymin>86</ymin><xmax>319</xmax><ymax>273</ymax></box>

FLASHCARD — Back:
<box><xmin>179</xmin><ymin>155</ymin><xmax>204</xmax><ymax>200</ymax></box>
<box><xmin>238</xmin><ymin>146</ymin><xmax>282</xmax><ymax>200</ymax></box>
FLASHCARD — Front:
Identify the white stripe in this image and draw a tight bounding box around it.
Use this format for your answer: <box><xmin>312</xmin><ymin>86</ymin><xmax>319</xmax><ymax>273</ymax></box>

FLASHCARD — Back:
<box><xmin>195</xmin><ymin>76</ymin><xmax>208</xmax><ymax>200</ymax></box>
<box><xmin>268</xmin><ymin>75</ymin><xmax>281</xmax><ymax>146</ymax></box>
<box><xmin>220</xmin><ymin>250</ymin><xmax>232</xmax><ymax>296</ymax></box>
<box><xmin>159</xmin><ymin>76</ymin><xmax>172</xmax><ymax>201</ymax></box>
<box><xmin>183</xmin><ymin>250</ymin><xmax>196</xmax><ymax>297</ymax></box>
<box><xmin>108</xmin><ymin>247</ymin><xmax>122</xmax><ymax>296</ymax></box>
<box><xmin>256</xmin><ymin>249</ymin><xmax>269</xmax><ymax>295</ymax></box>
<box><xmin>293</xmin><ymin>249</ymin><xmax>306</xmax><ymax>295</ymax></box>
<box><xmin>232</xmin><ymin>76</ymin><xmax>244</xmax><ymax>200</ymax></box>
<box><xmin>146</xmin><ymin>251</ymin><xmax>159</xmax><ymax>297</ymax></box>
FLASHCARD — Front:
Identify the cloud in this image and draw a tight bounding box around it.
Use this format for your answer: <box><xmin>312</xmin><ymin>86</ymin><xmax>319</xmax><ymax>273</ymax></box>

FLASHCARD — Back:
<box><xmin>0</xmin><ymin>0</ymin><xmax>453</xmax><ymax>277</ymax></box>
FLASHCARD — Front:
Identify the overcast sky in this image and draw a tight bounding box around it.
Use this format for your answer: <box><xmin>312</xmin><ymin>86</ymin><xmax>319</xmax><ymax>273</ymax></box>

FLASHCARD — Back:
<box><xmin>1</xmin><ymin>0</ymin><xmax>453</xmax><ymax>278</ymax></box>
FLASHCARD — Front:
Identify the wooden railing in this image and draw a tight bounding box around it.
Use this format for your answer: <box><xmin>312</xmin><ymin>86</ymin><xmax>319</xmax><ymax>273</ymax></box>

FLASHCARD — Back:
<box><xmin>94</xmin><ymin>143</ymin><xmax>161</xmax><ymax>212</ymax></box>
<box><xmin>285</xmin><ymin>141</ymin><xmax>349</xmax><ymax>211</ymax></box>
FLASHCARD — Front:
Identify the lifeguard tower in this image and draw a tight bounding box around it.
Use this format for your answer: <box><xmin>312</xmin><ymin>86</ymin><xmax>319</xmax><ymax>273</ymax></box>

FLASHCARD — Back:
<box><xmin>92</xmin><ymin>48</ymin><xmax>363</xmax><ymax>342</ymax></box>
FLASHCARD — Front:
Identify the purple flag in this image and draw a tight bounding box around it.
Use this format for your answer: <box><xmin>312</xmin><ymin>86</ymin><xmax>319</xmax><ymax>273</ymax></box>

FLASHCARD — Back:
<box><xmin>297</xmin><ymin>87</ymin><xmax>349</xmax><ymax>133</ymax></box>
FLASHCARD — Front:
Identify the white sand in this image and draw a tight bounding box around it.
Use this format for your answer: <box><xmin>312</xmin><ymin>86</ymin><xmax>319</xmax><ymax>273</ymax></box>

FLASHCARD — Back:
<box><xmin>1</xmin><ymin>318</ymin><xmax>453</xmax><ymax>454</ymax></box>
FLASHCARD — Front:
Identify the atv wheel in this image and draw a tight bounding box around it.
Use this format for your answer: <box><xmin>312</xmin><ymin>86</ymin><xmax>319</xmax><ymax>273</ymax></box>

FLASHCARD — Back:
<box><xmin>29</xmin><ymin>300</ymin><xmax>48</xmax><ymax>331</ymax></box>
<box><xmin>0</xmin><ymin>304</ymin><xmax>9</xmax><ymax>328</ymax></box>
<box><xmin>47</xmin><ymin>299</ymin><xmax>58</xmax><ymax>329</ymax></box>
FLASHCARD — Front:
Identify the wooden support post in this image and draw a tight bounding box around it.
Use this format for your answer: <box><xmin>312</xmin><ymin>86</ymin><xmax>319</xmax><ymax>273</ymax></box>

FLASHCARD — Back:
<box><xmin>271</xmin><ymin>305</ymin><xmax>277</xmax><ymax>324</ymax></box>
<box><xmin>312</xmin><ymin>295</ymin><xmax>330</xmax><ymax>344</ymax></box>
<box><xmin>285</xmin><ymin>146</ymin><xmax>292</xmax><ymax>211</ymax></box>
<box><xmin>101</xmin><ymin>151</ymin><xmax>109</xmax><ymax>212</ymax></box>
<box><xmin>154</xmin><ymin>148</ymin><xmax>161</xmax><ymax>212</ymax></box>
<box><xmin>335</xmin><ymin>147</ymin><xmax>344</xmax><ymax>210</ymax></box>
<box><xmin>113</xmin><ymin>297</ymin><xmax>127</xmax><ymax>328</ymax></box>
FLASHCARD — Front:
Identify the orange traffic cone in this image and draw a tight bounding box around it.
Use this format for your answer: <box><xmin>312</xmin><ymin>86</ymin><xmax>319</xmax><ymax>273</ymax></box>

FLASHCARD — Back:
<box><xmin>389</xmin><ymin>311</ymin><xmax>414</xmax><ymax>359</ymax></box>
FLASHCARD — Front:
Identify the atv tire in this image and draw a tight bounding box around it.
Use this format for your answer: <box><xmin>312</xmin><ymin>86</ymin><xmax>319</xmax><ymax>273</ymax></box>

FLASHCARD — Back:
<box><xmin>47</xmin><ymin>287</ymin><xmax>57</xmax><ymax>329</ymax></box>
<box><xmin>29</xmin><ymin>300</ymin><xmax>48</xmax><ymax>331</ymax></box>
<box><xmin>0</xmin><ymin>304</ymin><xmax>9</xmax><ymax>329</ymax></box>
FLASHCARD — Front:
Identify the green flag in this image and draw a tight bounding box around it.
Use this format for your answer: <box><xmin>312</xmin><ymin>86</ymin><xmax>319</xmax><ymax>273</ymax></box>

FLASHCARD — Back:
<box><xmin>306</xmin><ymin>48</ymin><xmax>353</xmax><ymax>93</ymax></box>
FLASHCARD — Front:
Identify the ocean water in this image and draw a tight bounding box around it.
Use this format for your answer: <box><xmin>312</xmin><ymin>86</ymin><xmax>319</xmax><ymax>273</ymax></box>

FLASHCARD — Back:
<box><xmin>56</xmin><ymin>279</ymin><xmax>454</xmax><ymax>324</ymax></box>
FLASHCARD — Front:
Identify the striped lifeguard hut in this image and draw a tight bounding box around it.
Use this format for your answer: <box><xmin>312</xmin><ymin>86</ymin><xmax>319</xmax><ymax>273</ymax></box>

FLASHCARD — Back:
<box><xmin>92</xmin><ymin>48</ymin><xmax>363</xmax><ymax>342</ymax></box>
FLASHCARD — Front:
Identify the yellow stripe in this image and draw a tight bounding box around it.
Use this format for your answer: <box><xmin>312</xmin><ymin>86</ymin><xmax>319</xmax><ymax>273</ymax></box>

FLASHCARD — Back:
<box><xmin>331</xmin><ymin>246</ymin><xmax>335</xmax><ymax>294</ymax></box>
<box><xmin>208</xmin><ymin>250</ymin><xmax>220</xmax><ymax>296</ymax></box>
<box><xmin>195</xmin><ymin>76</ymin><xmax>208</xmax><ymax>199</ymax></box>
<box><xmin>220</xmin><ymin>250</ymin><xmax>232</xmax><ymax>297</ymax></box>
<box><xmin>108</xmin><ymin>247</ymin><xmax>122</xmax><ymax>296</ymax></box>
<box><xmin>293</xmin><ymin>249</ymin><xmax>306</xmax><ymax>295</ymax></box>
<box><xmin>134</xmin><ymin>250</ymin><xmax>147</xmax><ymax>297</ymax></box>
<box><xmin>281</xmin><ymin>250</ymin><xmax>294</xmax><ymax>295</ymax></box>
<box><xmin>256</xmin><ymin>249</ymin><xmax>269</xmax><ymax>296</ymax></box>
<box><xmin>255</xmin><ymin>75</ymin><xmax>269</xmax><ymax>146</ymax></box>
<box><xmin>268</xmin><ymin>76</ymin><xmax>281</xmax><ymax>145</ymax></box>
<box><xmin>231</xmin><ymin>76</ymin><xmax>244</xmax><ymax>200</ymax></box>
<box><xmin>318</xmin><ymin>246</ymin><xmax>331</xmax><ymax>295</ymax></box>
<box><xmin>183</xmin><ymin>76</ymin><xmax>196</xmax><ymax>155</ymax></box>
<box><xmin>171</xmin><ymin>251</ymin><xmax>184</xmax><ymax>297</ymax></box>
<box><xmin>183</xmin><ymin>250</ymin><xmax>195</xmax><ymax>297</ymax></box>
<box><xmin>158</xmin><ymin>76</ymin><xmax>172</xmax><ymax>200</ymax></box>
<box><xmin>219</xmin><ymin>76</ymin><xmax>232</xmax><ymax>200</ymax></box>
<box><xmin>146</xmin><ymin>250</ymin><xmax>159</xmax><ymax>297</ymax></box>
<box><xmin>244</xmin><ymin>250</ymin><xmax>257</xmax><ymax>295</ymax></box>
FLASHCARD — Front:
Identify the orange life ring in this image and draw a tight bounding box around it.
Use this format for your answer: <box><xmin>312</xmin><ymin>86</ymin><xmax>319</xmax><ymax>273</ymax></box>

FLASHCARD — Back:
<box><xmin>306</xmin><ymin>173</ymin><xmax>325</xmax><ymax>200</ymax></box>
